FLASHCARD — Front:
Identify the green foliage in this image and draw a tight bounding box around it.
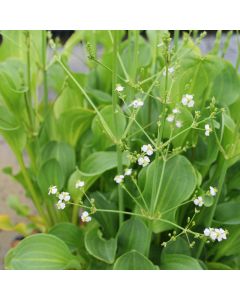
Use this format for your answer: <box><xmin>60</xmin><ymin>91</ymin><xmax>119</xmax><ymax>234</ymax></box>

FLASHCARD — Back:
<box><xmin>161</xmin><ymin>254</ymin><xmax>203</xmax><ymax>270</ymax></box>
<box><xmin>5</xmin><ymin>234</ymin><xmax>81</xmax><ymax>270</ymax></box>
<box><xmin>1</xmin><ymin>30</ymin><xmax>240</xmax><ymax>270</ymax></box>
<box><xmin>113</xmin><ymin>250</ymin><xmax>157</xmax><ymax>270</ymax></box>
<box><xmin>84</xmin><ymin>224</ymin><xmax>117</xmax><ymax>264</ymax></box>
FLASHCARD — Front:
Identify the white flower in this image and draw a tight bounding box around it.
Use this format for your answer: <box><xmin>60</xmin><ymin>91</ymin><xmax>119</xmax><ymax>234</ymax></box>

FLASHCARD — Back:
<box><xmin>193</xmin><ymin>196</ymin><xmax>204</xmax><ymax>207</ymax></box>
<box><xmin>75</xmin><ymin>180</ymin><xmax>85</xmax><ymax>189</ymax></box>
<box><xmin>124</xmin><ymin>168</ymin><xmax>132</xmax><ymax>176</ymax></box>
<box><xmin>129</xmin><ymin>99</ymin><xmax>144</xmax><ymax>109</ymax></box>
<box><xmin>175</xmin><ymin>120</ymin><xmax>182</xmax><ymax>128</ymax></box>
<box><xmin>215</xmin><ymin>228</ymin><xmax>227</xmax><ymax>242</ymax></box>
<box><xmin>58</xmin><ymin>192</ymin><xmax>71</xmax><ymax>202</ymax></box>
<box><xmin>203</xmin><ymin>228</ymin><xmax>211</xmax><ymax>237</ymax></box>
<box><xmin>81</xmin><ymin>211</ymin><xmax>92</xmax><ymax>223</ymax></box>
<box><xmin>115</xmin><ymin>84</ymin><xmax>124</xmax><ymax>92</ymax></box>
<box><xmin>205</xmin><ymin>124</ymin><xmax>212</xmax><ymax>136</ymax></box>
<box><xmin>114</xmin><ymin>175</ymin><xmax>124</xmax><ymax>184</ymax></box>
<box><xmin>204</xmin><ymin>227</ymin><xmax>227</xmax><ymax>242</ymax></box>
<box><xmin>172</xmin><ymin>108</ymin><xmax>180</xmax><ymax>114</ymax></box>
<box><xmin>56</xmin><ymin>200</ymin><xmax>66</xmax><ymax>210</ymax></box>
<box><xmin>141</xmin><ymin>144</ymin><xmax>154</xmax><ymax>156</ymax></box>
<box><xmin>166</xmin><ymin>114</ymin><xmax>175</xmax><ymax>123</ymax></box>
<box><xmin>209</xmin><ymin>186</ymin><xmax>217</xmax><ymax>196</ymax></box>
<box><xmin>138</xmin><ymin>156</ymin><xmax>150</xmax><ymax>167</ymax></box>
<box><xmin>48</xmin><ymin>185</ymin><xmax>58</xmax><ymax>195</ymax></box>
<box><xmin>163</xmin><ymin>67</ymin><xmax>175</xmax><ymax>76</ymax></box>
<box><xmin>181</xmin><ymin>94</ymin><xmax>194</xmax><ymax>108</ymax></box>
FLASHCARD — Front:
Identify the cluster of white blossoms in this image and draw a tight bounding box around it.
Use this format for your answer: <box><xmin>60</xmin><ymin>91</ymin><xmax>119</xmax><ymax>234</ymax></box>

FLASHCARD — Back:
<box><xmin>57</xmin><ymin>191</ymin><xmax>70</xmax><ymax>210</ymax></box>
<box><xmin>81</xmin><ymin>211</ymin><xmax>92</xmax><ymax>223</ymax></box>
<box><xmin>205</xmin><ymin>124</ymin><xmax>212</xmax><ymax>136</ymax></box>
<box><xmin>181</xmin><ymin>94</ymin><xmax>194</xmax><ymax>108</ymax></box>
<box><xmin>193</xmin><ymin>186</ymin><xmax>217</xmax><ymax>207</ymax></box>
<box><xmin>48</xmin><ymin>185</ymin><xmax>70</xmax><ymax>210</ymax></box>
<box><xmin>166</xmin><ymin>108</ymin><xmax>182</xmax><ymax>128</ymax></box>
<box><xmin>137</xmin><ymin>144</ymin><xmax>154</xmax><ymax>168</ymax></box>
<box><xmin>193</xmin><ymin>196</ymin><xmax>204</xmax><ymax>207</ymax></box>
<box><xmin>209</xmin><ymin>186</ymin><xmax>217</xmax><ymax>196</ymax></box>
<box><xmin>204</xmin><ymin>227</ymin><xmax>228</xmax><ymax>242</ymax></box>
<box><xmin>129</xmin><ymin>99</ymin><xmax>144</xmax><ymax>109</ymax></box>
<box><xmin>115</xmin><ymin>84</ymin><xmax>124</xmax><ymax>92</ymax></box>
<box><xmin>48</xmin><ymin>182</ymin><xmax>92</xmax><ymax>223</ymax></box>
<box><xmin>114</xmin><ymin>168</ymin><xmax>132</xmax><ymax>184</ymax></box>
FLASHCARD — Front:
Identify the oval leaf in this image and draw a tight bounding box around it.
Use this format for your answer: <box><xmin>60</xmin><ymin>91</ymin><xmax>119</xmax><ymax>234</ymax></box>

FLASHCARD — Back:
<box><xmin>5</xmin><ymin>234</ymin><xmax>81</xmax><ymax>270</ymax></box>
<box><xmin>113</xmin><ymin>250</ymin><xmax>157</xmax><ymax>270</ymax></box>
<box><xmin>84</xmin><ymin>225</ymin><xmax>117</xmax><ymax>264</ymax></box>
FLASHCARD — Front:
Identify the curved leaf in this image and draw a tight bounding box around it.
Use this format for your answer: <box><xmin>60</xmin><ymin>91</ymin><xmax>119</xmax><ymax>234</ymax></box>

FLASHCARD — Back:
<box><xmin>139</xmin><ymin>155</ymin><xmax>197</xmax><ymax>233</ymax></box>
<box><xmin>49</xmin><ymin>223</ymin><xmax>84</xmax><ymax>252</ymax></box>
<box><xmin>84</xmin><ymin>225</ymin><xmax>117</xmax><ymax>264</ymax></box>
<box><xmin>161</xmin><ymin>254</ymin><xmax>202</xmax><ymax>270</ymax></box>
<box><xmin>92</xmin><ymin>105</ymin><xmax>126</xmax><ymax>150</ymax></box>
<box><xmin>215</xmin><ymin>201</ymin><xmax>240</xmax><ymax>225</ymax></box>
<box><xmin>37</xmin><ymin>159</ymin><xmax>65</xmax><ymax>196</ymax></box>
<box><xmin>117</xmin><ymin>217</ymin><xmax>149</xmax><ymax>256</ymax></box>
<box><xmin>113</xmin><ymin>250</ymin><xmax>157</xmax><ymax>270</ymax></box>
<box><xmin>4</xmin><ymin>234</ymin><xmax>81</xmax><ymax>270</ymax></box>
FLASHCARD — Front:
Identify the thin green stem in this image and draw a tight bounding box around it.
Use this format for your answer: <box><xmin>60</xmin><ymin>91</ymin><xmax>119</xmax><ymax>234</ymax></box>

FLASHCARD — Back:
<box><xmin>112</xmin><ymin>31</ymin><xmax>124</xmax><ymax>225</ymax></box>
<box><xmin>42</xmin><ymin>30</ymin><xmax>48</xmax><ymax>115</ymax></box>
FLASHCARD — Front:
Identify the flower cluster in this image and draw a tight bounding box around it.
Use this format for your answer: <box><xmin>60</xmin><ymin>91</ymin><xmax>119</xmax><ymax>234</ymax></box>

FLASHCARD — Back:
<box><xmin>115</xmin><ymin>84</ymin><xmax>124</xmax><ymax>92</ymax></box>
<box><xmin>48</xmin><ymin>185</ymin><xmax>71</xmax><ymax>210</ymax></box>
<box><xmin>166</xmin><ymin>107</ymin><xmax>182</xmax><ymax>128</ymax></box>
<box><xmin>137</xmin><ymin>144</ymin><xmax>154</xmax><ymax>168</ymax></box>
<box><xmin>114</xmin><ymin>168</ymin><xmax>132</xmax><ymax>184</ymax></box>
<box><xmin>48</xmin><ymin>182</ymin><xmax>93</xmax><ymax>223</ymax></box>
<box><xmin>204</xmin><ymin>227</ymin><xmax>228</xmax><ymax>242</ymax></box>
<box><xmin>193</xmin><ymin>186</ymin><xmax>217</xmax><ymax>207</ymax></box>
<box><xmin>181</xmin><ymin>94</ymin><xmax>194</xmax><ymax>108</ymax></box>
<box><xmin>129</xmin><ymin>99</ymin><xmax>144</xmax><ymax>109</ymax></box>
<box><xmin>205</xmin><ymin>124</ymin><xmax>212</xmax><ymax>136</ymax></box>
<box><xmin>193</xmin><ymin>196</ymin><xmax>204</xmax><ymax>207</ymax></box>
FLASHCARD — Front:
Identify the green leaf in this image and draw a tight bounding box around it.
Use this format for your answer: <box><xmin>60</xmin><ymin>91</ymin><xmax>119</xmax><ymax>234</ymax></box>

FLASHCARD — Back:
<box><xmin>81</xmin><ymin>151</ymin><xmax>129</xmax><ymax>176</ymax></box>
<box><xmin>139</xmin><ymin>155</ymin><xmax>197</xmax><ymax>233</ymax></box>
<box><xmin>0</xmin><ymin>105</ymin><xmax>26</xmax><ymax>151</ymax></box>
<box><xmin>4</xmin><ymin>234</ymin><xmax>81</xmax><ymax>270</ymax></box>
<box><xmin>54</xmin><ymin>86</ymin><xmax>83</xmax><ymax>118</ymax></box>
<box><xmin>90</xmin><ymin>192</ymin><xmax>118</xmax><ymax>238</ymax></box>
<box><xmin>49</xmin><ymin>223</ymin><xmax>84</xmax><ymax>252</ymax></box>
<box><xmin>57</xmin><ymin>108</ymin><xmax>94</xmax><ymax>146</ymax></box>
<box><xmin>87</xmin><ymin>89</ymin><xmax>112</xmax><ymax>104</ymax></box>
<box><xmin>68</xmin><ymin>151</ymin><xmax>129</xmax><ymax>199</ymax></box>
<box><xmin>206</xmin><ymin>262</ymin><xmax>232</xmax><ymax>270</ymax></box>
<box><xmin>117</xmin><ymin>217</ymin><xmax>149</xmax><ymax>256</ymax></box>
<box><xmin>211</xmin><ymin>61</ymin><xmax>240</xmax><ymax>106</ymax></box>
<box><xmin>40</xmin><ymin>141</ymin><xmax>76</xmax><ymax>178</ymax></box>
<box><xmin>84</xmin><ymin>225</ymin><xmax>117</xmax><ymax>264</ymax></box>
<box><xmin>37</xmin><ymin>159</ymin><xmax>65</xmax><ymax>196</ymax></box>
<box><xmin>161</xmin><ymin>254</ymin><xmax>202</xmax><ymax>270</ymax></box>
<box><xmin>169</xmin><ymin>53</ymin><xmax>223</xmax><ymax>106</ymax></box>
<box><xmin>92</xmin><ymin>105</ymin><xmax>126</xmax><ymax>149</ymax></box>
<box><xmin>113</xmin><ymin>250</ymin><xmax>157</xmax><ymax>270</ymax></box>
<box><xmin>215</xmin><ymin>201</ymin><xmax>240</xmax><ymax>225</ymax></box>
<box><xmin>161</xmin><ymin>237</ymin><xmax>191</xmax><ymax>260</ymax></box>
<box><xmin>211</xmin><ymin>226</ymin><xmax>240</xmax><ymax>259</ymax></box>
